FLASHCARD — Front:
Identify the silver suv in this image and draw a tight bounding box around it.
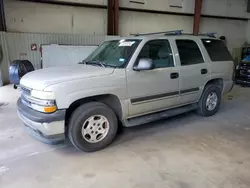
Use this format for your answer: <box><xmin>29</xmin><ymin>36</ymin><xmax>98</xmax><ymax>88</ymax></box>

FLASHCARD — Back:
<box><xmin>17</xmin><ymin>31</ymin><xmax>234</xmax><ymax>152</ymax></box>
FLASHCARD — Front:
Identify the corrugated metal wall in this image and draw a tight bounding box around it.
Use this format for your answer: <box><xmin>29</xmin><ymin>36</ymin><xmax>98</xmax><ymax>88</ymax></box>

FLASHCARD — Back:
<box><xmin>0</xmin><ymin>32</ymin><xmax>118</xmax><ymax>85</ymax></box>
<box><xmin>0</xmin><ymin>32</ymin><xmax>10</xmax><ymax>85</ymax></box>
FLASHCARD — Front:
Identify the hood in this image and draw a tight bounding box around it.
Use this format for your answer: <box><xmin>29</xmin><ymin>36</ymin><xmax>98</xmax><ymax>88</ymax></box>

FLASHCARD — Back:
<box><xmin>20</xmin><ymin>65</ymin><xmax>115</xmax><ymax>90</ymax></box>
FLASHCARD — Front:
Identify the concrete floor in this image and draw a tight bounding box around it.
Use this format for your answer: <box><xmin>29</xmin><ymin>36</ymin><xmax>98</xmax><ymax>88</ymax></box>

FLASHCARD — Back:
<box><xmin>0</xmin><ymin>85</ymin><xmax>250</xmax><ymax>188</ymax></box>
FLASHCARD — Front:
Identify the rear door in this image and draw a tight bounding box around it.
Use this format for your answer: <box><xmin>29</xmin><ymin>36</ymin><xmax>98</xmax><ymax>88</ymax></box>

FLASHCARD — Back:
<box><xmin>175</xmin><ymin>39</ymin><xmax>211</xmax><ymax>105</ymax></box>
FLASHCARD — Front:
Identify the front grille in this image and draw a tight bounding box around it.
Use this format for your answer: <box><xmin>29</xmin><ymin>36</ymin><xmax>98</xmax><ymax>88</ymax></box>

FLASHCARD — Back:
<box><xmin>20</xmin><ymin>86</ymin><xmax>32</xmax><ymax>108</ymax></box>
<box><xmin>239</xmin><ymin>63</ymin><xmax>250</xmax><ymax>70</ymax></box>
<box><xmin>21</xmin><ymin>95</ymin><xmax>31</xmax><ymax>107</ymax></box>
<box><xmin>240</xmin><ymin>70</ymin><xmax>250</xmax><ymax>76</ymax></box>
<box><xmin>20</xmin><ymin>86</ymin><xmax>31</xmax><ymax>95</ymax></box>
<box><xmin>240</xmin><ymin>66</ymin><xmax>250</xmax><ymax>70</ymax></box>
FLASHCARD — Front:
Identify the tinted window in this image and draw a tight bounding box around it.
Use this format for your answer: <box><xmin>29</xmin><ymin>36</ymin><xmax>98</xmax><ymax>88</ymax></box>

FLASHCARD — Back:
<box><xmin>136</xmin><ymin>40</ymin><xmax>174</xmax><ymax>68</ymax></box>
<box><xmin>202</xmin><ymin>39</ymin><xmax>232</xmax><ymax>61</ymax></box>
<box><xmin>176</xmin><ymin>40</ymin><xmax>204</xmax><ymax>66</ymax></box>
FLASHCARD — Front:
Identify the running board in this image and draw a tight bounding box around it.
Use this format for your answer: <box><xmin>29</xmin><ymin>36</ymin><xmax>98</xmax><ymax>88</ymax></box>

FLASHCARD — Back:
<box><xmin>123</xmin><ymin>104</ymin><xmax>197</xmax><ymax>127</ymax></box>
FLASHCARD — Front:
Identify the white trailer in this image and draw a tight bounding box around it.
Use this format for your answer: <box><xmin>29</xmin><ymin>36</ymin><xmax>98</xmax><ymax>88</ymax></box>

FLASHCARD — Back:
<box><xmin>41</xmin><ymin>44</ymin><xmax>97</xmax><ymax>68</ymax></box>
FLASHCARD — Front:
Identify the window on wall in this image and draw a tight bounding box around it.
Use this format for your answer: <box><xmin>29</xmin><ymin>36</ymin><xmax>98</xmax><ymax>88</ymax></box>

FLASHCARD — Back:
<box><xmin>169</xmin><ymin>0</ymin><xmax>183</xmax><ymax>8</ymax></box>
<box><xmin>176</xmin><ymin>40</ymin><xmax>204</xmax><ymax>66</ymax></box>
<box><xmin>201</xmin><ymin>39</ymin><xmax>232</xmax><ymax>61</ymax></box>
<box><xmin>136</xmin><ymin>40</ymin><xmax>174</xmax><ymax>68</ymax></box>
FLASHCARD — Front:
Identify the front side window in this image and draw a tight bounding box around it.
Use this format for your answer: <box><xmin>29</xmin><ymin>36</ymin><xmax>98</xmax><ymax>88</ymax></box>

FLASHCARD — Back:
<box><xmin>136</xmin><ymin>40</ymin><xmax>174</xmax><ymax>68</ymax></box>
<box><xmin>176</xmin><ymin>40</ymin><xmax>204</xmax><ymax>66</ymax></box>
<box><xmin>85</xmin><ymin>39</ymin><xmax>141</xmax><ymax>68</ymax></box>
<box><xmin>201</xmin><ymin>39</ymin><xmax>232</xmax><ymax>61</ymax></box>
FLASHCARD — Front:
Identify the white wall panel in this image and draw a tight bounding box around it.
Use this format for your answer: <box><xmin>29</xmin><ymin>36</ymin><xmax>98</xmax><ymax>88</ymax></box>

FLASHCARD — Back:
<box><xmin>72</xmin><ymin>6</ymin><xmax>107</xmax><ymax>35</ymax></box>
<box><xmin>119</xmin><ymin>0</ymin><xmax>195</xmax><ymax>14</ymax></box>
<box><xmin>53</xmin><ymin>0</ymin><xmax>107</xmax><ymax>5</ymax></box>
<box><xmin>120</xmin><ymin>0</ymin><xmax>250</xmax><ymax>18</ymax></box>
<box><xmin>119</xmin><ymin>10</ymin><xmax>193</xmax><ymax>36</ymax></box>
<box><xmin>4</xmin><ymin>0</ymin><xmax>107</xmax><ymax>35</ymax></box>
<box><xmin>202</xmin><ymin>0</ymin><xmax>249</xmax><ymax>18</ymax></box>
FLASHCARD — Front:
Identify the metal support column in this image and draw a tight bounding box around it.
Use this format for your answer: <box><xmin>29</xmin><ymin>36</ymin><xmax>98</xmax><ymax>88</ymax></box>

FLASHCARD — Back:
<box><xmin>107</xmin><ymin>0</ymin><xmax>119</xmax><ymax>35</ymax></box>
<box><xmin>0</xmin><ymin>0</ymin><xmax>6</xmax><ymax>31</ymax></box>
<box><xmin>107</xmin><ymin>0</ymin><xmax>114</xmax><ymax>35</ymax></box>
<box><xmin>114</xmin><ymin>0</ymin><xmax>119</xmax><ymax>35</ymax></box>
<box><xmin>193</xmin><ymin>0</ymin><xmax>202</xmax><ymax>35</ymax></box>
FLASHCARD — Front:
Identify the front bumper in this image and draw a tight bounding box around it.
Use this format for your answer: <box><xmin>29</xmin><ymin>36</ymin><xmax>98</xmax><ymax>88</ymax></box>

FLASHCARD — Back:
<box><xmin>17</xmin><ymin>98</ymin><xmax>66</xmax><ymax>144</ymax></box>
<box><xmin>234</xmin><ymin>69</ymin><xmax>250</xmax><ymax>86</ymax></box>
<box><xmin>234</xmin><ymin>78</ymin><xmax>250</xmax><ymax>85</ymax></box>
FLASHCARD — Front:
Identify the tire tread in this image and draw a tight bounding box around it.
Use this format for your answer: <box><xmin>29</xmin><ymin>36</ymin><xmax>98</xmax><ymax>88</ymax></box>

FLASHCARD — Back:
<box><xmin>197</xmin><ymin>84</ymin><xmax>221</xmax><ymax>117</ymax></box>
<box><xmin>68</xmin><ymin>102</ymin><xmax>117</xmax><ymax>152</ymax></box>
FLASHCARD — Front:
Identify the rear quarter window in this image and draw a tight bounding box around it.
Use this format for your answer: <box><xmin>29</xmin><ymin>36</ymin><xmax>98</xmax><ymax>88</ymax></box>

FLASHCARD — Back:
<box><xmin>201</xmin><ymin>39</ymin><xmax>232</xmax><ymax>61</ymax></box>
<box><xmin>176</xmin><ymin>39</ymin><xmax>204</xmax><ymax>66</ymax></box>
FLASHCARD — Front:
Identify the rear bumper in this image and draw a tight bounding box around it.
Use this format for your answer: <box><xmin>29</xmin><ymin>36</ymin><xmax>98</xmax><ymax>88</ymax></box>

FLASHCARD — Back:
<box><xmin>17</xmin><ymin>98</ymin><xmax>66</xmax><ymax>144</ymax></box>
<box><xmin>223</xmin><ymin>80</ymin><xmax>234</xmax><ymax>93</ymax></box>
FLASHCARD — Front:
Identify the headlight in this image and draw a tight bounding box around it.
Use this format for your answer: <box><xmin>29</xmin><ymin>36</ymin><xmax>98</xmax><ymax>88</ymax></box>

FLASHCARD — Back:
<box><xmin>31</xmin><ymin>103</ymin><xmax>57</xmax><ymax>113</ymax></box>
<box><xmin>31</xmin><ymin>90</ymin><xmax>55</xmax><ymax>100</ymax></box>
<box><xmin>21</xmin><ymin>89</ymin><xmax>57</xmax><ymax>113</ymax></box>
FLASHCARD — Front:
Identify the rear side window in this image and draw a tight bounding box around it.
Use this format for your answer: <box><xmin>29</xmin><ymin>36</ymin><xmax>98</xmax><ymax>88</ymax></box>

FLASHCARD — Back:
<box><xmin>201</xmin><ymin>39</ymin><xmax>232</xmax><ymax>61</ymax></box>
<box><xmin>176</xmin><ymin>40</ymin><xmax>204</xmax><ymax>66</ymax></box>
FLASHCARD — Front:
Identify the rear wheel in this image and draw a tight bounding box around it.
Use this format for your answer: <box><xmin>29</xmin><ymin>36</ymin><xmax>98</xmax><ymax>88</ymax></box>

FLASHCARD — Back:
<box><xmin>197</xmin><ymin>85</ymin><xmax>221</xmax><ymax>117</ymax></box>
<box><xmin>68</xmin><ymin>102</ymin><xmax>118</xmax><ymax>152</ymax></box>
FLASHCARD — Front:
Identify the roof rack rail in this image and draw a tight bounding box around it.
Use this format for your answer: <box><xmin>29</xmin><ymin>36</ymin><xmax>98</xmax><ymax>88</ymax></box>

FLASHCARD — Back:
<box><xmin>133</xmin><ymin>30</ymin><xmax>183</xmax><ymax>36</ymax></box>
<box><xmin>131</xmin><ymin>30</ymin><xmax>217</xmax><ymax>38</ymax></box>
<box><xmin>199</xmin><ymin>32</ymin><xmax>217</xmax><ymax>38</ymax></box>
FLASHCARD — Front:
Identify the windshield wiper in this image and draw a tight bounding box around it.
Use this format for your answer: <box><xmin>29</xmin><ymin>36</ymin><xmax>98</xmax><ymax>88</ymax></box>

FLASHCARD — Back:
<box><xmin>79</xmin><ymin>60</ymin><xmax>87</xmax><ymax>64</ymax></box>
<box><xmin>105</xmin><ymin>64</ymin><xmax>118</xmax><ymax>68</ymax></box>
<box><xmin>80</xmin><ymin>60</ymin><xmax>118</xmax><ymax>68</ymax></box>
<box><xmin>85</xmin><ymin>60</ymin><xmax>106</xmax><ymax>68</ymax></box>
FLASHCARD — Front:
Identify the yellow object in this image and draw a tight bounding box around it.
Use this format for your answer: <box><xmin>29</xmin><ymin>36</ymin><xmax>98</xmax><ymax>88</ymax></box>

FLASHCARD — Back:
<box><xmin>44</xmin><ymin>106</ymin><xmax>57</xmax><ymax>113</ymax></box>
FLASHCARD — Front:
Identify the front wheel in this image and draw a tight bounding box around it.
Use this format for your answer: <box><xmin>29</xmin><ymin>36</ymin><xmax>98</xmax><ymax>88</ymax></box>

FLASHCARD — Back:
<box><xmin>197</xmin><ymin>85</ymin><xmax>221</xmax><ymax>117</ymax></box>
<box><xmin>68</xmin><ymin>102</ymin><xmax>118</xmax><ymax>152</ymax></box>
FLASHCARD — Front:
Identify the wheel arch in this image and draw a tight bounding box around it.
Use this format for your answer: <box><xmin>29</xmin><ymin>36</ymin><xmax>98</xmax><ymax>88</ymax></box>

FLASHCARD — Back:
<box><xmin>204</xmin><ymin>78</ymin><xmax>223</xmax><ymax>92</ymax></box>
<box><xmin>65</xmin><ymin>94</ymin><xmax>123</xmax><ymax>125</ymax></box>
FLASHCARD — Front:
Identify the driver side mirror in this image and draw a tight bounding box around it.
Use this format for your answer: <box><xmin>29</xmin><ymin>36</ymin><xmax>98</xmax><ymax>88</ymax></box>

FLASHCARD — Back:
<box><xmin>133</xmin><ymin>58</ymin><xmax>154</xmax><ymax>71</ymax></box>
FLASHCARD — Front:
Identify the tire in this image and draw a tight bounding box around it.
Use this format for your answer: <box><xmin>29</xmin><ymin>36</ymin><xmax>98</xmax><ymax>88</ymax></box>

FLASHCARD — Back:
<box><xmin>68</xmin><ymin>102</ymin><xmax>118</xmax><ymax>152</ymax></box>
<box><xmin>197</xmin><ymin>85</ymin><xmax>221</xmax><ymax>117</ymax></box>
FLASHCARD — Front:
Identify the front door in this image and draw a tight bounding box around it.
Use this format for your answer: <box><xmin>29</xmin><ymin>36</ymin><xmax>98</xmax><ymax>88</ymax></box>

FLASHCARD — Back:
<box><xmin>126</xmin><ymin>39</ymin><xmax>180</xmax><ymax>117</ymax></box>
<box><xmin>175</xmin><ymin>39</ymin><xmax>211</xmax><ymax>105</ymax></box>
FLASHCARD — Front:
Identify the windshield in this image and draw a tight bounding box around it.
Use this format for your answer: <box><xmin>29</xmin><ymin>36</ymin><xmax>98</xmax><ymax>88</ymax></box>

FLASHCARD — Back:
<box><xmin>85</xmin><ymin>39</ymin><xmax>141</xmax><ymax>68</ymax></box>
